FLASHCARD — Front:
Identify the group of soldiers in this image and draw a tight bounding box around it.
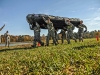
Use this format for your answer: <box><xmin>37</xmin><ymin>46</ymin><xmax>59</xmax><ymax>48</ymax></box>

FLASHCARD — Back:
<box><xmin>0</xmin><ymin>17</ymin><xmax>87</xmax><ymax>48</ymax></box>
<box><xmin>29</xmin><ymin>17</ymin><xmax>87</xmax><ymax>47</ymax></box>
<box><xmin>0</xmin><ymin>24</ymin><xmax>10</xmax><ymax>47</ymax></box>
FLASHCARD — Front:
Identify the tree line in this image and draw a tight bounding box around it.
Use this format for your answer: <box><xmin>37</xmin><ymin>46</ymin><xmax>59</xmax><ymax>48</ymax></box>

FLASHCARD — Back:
<box><xmin>1</xmin><ymin>30</ymin><xmax>100</xmax><ymax>43</ymax></box>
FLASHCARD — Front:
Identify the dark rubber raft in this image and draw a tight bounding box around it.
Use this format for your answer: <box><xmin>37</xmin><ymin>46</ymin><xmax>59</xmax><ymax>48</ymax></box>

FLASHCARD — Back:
<box><xmin>26</xmin><ymin>14</ymin><xmax>81</xmax><ymax>29</ymax></box>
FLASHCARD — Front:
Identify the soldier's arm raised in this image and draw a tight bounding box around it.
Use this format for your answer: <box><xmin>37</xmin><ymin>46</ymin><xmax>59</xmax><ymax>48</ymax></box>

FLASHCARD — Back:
<box><xmin>42</xmin><ymin>24</ymin><xmax>48</xmax><ymax>29</ymax></box>
<box><xmin>83</xmin><ymin>24</ymin><xmax>87</xmax><ymax>32</ymax></box>
<box><xmin>42</xmin><ymin>17</ymin><xmax>48</xmax><ymax>23</ymax></box>
<box><xmin>36</xmin><ymin>22</ymin><xmax>40</xmax><ymax>28</ymax></box>
<box><xmin>72</xmin><ymin>24</ymin><xmax>75</xmax><ymax>30</ymax></box>
<box><xmin>29</xmin><ymin>24</ymin><xmax>34</xmax><ymax>30</ymax></box>
<box><xmin>0</xmin><ymin>24</ymin><xmax>5</xmax><ymax>31</ymax></box>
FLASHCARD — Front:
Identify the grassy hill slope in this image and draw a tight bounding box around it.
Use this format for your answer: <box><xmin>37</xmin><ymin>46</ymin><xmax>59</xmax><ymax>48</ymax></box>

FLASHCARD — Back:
<box><xmin>0</xmin><ymin>39</ymin><xmax>100</xmax><ymax>75</ymax></box>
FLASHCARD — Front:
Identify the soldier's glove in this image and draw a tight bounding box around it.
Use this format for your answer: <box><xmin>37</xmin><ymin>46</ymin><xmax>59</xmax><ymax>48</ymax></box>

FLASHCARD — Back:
<box><xmin>63</xmin><ymin>27</ymin><xmax>67</xmax><ymax>31</ymax></box>
<box><xmin>4</xmin><ymin>24</ymin><xmax>5</xmax><ymax>26</ymax></box>
<box><xmin>84</xmin><ymin>30</ymin><xmax>87</xmax><ymax>32</ymax></box>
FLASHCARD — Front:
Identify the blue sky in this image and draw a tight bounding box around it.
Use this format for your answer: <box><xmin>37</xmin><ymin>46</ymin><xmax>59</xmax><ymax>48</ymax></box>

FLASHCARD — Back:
<box><xmin>0</xmin><ymin>0</ymin><xmax>100</xmax><ymax>36</ymax></box>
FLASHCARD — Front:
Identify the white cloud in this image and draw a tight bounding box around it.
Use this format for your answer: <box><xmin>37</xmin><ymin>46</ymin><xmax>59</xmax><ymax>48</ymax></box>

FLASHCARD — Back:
<box><xmin>82</xmin><ymin>7</ymin><xmax>100</xmax><ymax>31</ymax></box>
<box><xmin>83</xmin><ymin>18</ymin><xmax>100</xmax><ymax>31</ymax></box>
<box><xmin>94</xmin><ymin>16</ymin><xmax>100</xmax><ymax>20</ymax></box>
<box><xmin>88</xmin><ymin>7</ymin><xmax>96</xmax><ymax>10</ymax></box>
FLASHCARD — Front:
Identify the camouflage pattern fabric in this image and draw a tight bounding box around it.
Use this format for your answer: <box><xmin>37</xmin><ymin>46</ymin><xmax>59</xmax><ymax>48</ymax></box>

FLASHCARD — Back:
<box><xmin>60</xmin><ymin>29</ymin><xmax>66</xmax><ymax>43</ymax></box>
<box><xmin>78</xmin><ymin>24</ymin><xmax>87</xmax><ymax>42</ymax></box>
<box><xmin>30</xmin><ymin>22</ymin><xmax>44</xmax><ymax>47</ymax></box>
<box><xmin>65</xmin><ymin>20</ymin><xmax>77</xmax><ymax>44</ymax></box>
<box><xmin>43</xmin><ymin>17</ymin><xmax>57</xmax><ymax>46</ymax></box>
<box><xmin>55</xmin><ymin>29</ymin><xmax>59</xmax><ymax>44</ymax></box>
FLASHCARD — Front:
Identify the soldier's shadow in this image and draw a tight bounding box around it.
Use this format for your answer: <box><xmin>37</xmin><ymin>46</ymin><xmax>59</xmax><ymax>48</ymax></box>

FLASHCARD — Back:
<box><xmin>0</xmin><ymin>47</ymin><xmax>34</xmax><ymax>52</ymax></box>
<box><xmin>73</xmin><ymin>44</ymin><xmax>96</xmax><ymax>50</ymax></box>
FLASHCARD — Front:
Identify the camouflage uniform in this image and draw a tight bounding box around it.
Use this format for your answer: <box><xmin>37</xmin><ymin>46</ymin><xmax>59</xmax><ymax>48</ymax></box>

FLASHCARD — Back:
<box><xmin>4</xmin><ymin>31</ymin><xmax>10</xmax><ymax>47</ymax></box>
<box><xmin>60</xmin><ymin>29</ymin><xmax>66</xmax><ymax>43</ymax></box>
<box><xmin>65</xmin><ymin>20</ymin><xmax>77</xmax><ymax>44</ymax></box>
<box><xmin>30</xmin><ymin>22</ymin><xmax>44</xmax><ymax>47</ymax></box>
<box><xmin>55</xmin><ymin>29</ymin><xmax>59</xmax><ymax>44</ymax></box>
<box><xmin>43</xmin><ymin>17</ymin><xmax>57</xmax><ymax>46</ymax></box>
<box><xmin>77</xmin><ymin>23</ymin><xmax>87</xmax><ymax>42</ymax></box>
<box><xmin>0</xmin><ymin>24</ymin><xmax>5</xmax><ymax>43</ymax></box>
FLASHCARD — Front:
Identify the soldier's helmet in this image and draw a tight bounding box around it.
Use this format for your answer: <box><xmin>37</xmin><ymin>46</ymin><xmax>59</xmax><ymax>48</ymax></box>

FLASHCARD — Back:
<box><xmin>80</xmin><ymin>20</ymin><xmax>83</xmax><ymax>23</ymax></box>
<box><xmin>67</xmin><ymin>19</ymin><xmax>70</xmax><ymax>21</ymax></box>
<box><xmin>47</xmin><ymin>17</ymin><xmax>50</xmax><ymax>20</ymax></box>
<box><xmin>6</xmin><ymin>31</ymin><xmax>8</xmax><ymax>33</ymax></box>
<box><xmin>64</xmin><ymin>18</ymin><xmax>69</xmax><ymax>21</ymax></box>
<box><xmin>67</xmin><ymin>19</ymin><xmax>70</xmax><ymax>22</ymax></box>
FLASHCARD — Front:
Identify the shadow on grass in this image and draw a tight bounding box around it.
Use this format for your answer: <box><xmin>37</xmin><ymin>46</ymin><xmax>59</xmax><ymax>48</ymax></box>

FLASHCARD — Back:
<box><xmin>72</xmin><ymin>44</ymin><xmax>98</xmax><ymax>50</ymax></box>
<box><xmin>0</xmin><ymin>47</ymin><xmax>35</xmax><ymax>52</ymax></box>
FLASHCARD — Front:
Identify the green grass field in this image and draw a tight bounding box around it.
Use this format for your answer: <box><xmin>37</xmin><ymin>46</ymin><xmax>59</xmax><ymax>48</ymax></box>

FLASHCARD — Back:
<box><xmin>0</xmin><ymin>38</ymin><xmax>100</xmax><ymax>75</ymax></box>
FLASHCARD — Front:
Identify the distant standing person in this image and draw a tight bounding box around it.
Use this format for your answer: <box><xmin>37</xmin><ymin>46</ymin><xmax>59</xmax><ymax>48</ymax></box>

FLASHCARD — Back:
<box><xmin>77</xmin><ymin>20</ymin><xmax>87</xmax><ymax>42</ymax></box>
<box><xmin>4</xmin><ymin>31</ymin><xmax>10</xmax><ymax>47</ymax></box>
<box><xmin>0</xmin><ymin>24</ymin><xmax>5</xmax><ymax>43</ymax></box>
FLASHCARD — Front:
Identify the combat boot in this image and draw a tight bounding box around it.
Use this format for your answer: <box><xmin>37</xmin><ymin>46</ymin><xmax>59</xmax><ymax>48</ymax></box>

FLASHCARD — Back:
<box><xmin>31</xmin><ymin>45</ymin><xmax>37</xmax><ymax>48</ymax></box>
<box><xmin>82</xmin><ymin>39</ymin><xmax>83</xmax><ymax>42</ymax></box>
<box><xmin>41</xmin><ymin>42</ymin><xmax>44</xmax><ymax>46</ymax></box>
<box><xmin>68</xmin><ymin>41</ymin><xmax>70</xmax><ymax>44</ymax></box>
<box><xmin>55</xmin><ymin>43</ymin><xmax>57</xmax><ymax>45</ymax></box>
<box><xmin>79</xmin><ymin>39</ymin><xmax>81</xmax><ymax>42</ymax></box>
<box><xmin>75</xmin><ymin>39</ymin><xmax>77</xmax><ymax>42</ymax></box>
<box><xmin>46</xmin><ymin>44</ymin><xmax>49</xmax><ymax>46</ymax></box>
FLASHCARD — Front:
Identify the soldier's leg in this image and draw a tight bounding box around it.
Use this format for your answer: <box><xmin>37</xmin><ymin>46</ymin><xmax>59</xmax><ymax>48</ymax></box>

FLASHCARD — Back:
<box><xmin>7</xmin><ymin>40</ymin><xmax>8</xmax><ymax>46</ymax></box>
<box><xmin>78</xmin><ymin>32</ymin><xmax>83</xmax><ymax>42</ymax></box>
<box><xmin>79</xmin><ymin>37</ymin><xmax>81</xmax><ymax>42</ymax></box>
<box><xmin>5</xmin><ymin>39</ymin><xmax>7</xmax><ymax>47</ymax></box>
<box><xmin>71</xmin><ymin>36</ymin><xmax>77</xmax><ymax>42</ymax></box>
<box><xmin>67</xmin><ymin>33</ymin><xmax>70</xmax><ymax>44</ymax></box>
<box><xmin>51</xmin><ymin>31</ymin><xmax>57</xmax><ymax>45</ymax></box>
<box><xmin>0</xmin><ymin>36</ymin><xmax>1</xmax><ymax>44</ymax></box>
<box><xmin>81</xmin><ymin>33</ymin><xmax>83</xmax><ymax>42</ymax></box>
<box><xmin>37</xmin><ymin>33</ymin><xmax>44</xmax><ymax>46</ymax></box>
<box><xmin>38</xmin><ymin>37</ymin><xmax>44</xmax><ymax>46</ymax></box>
<box><xmin>55</xmin><ymin>35</ymin><xmax>59</xmax><ymax>44</ymax></box>
<box><xmin>33</xmin><ymin>35</ymin><xmax>37</xmax><ymax>47</ymax></box>
<box><xmin>7</xmin><ymin>37</ymin><xmax>10</xmax><ymax>47</ymax></box>
<box><xmin>38</xmin><ymin>38</ymin><xmax>44</xmax><ymax>46</ymax></box>
<box><xmin>53</xmin><ymin>32</ymin><xmax>58</xmax><ymax>44</ymax></box>
<box><xmin>61</xmin><ymin>35</ymin><xmax>64</xmax><ymax>43</ymax></box>
<box><xmin>8</xmin><ymin>41</ymin><xmax>10</xmax><ymax>47</ymax></box>
<box><xmin>62</xmin><ymin>34</ymin><xmax>65</xmax><ymax>43</ymax></box>
<box><xmin>78</xmin><ymin>33</ymin><xmax>81</xmax><ymax>42</ymax></box>
<box><xmin>53</xmin><ymin>38</ymin><xmax>57</xmax><ymax>45</ymax></box>
<box><xmin>33</xmin><ymin>39</ymin><xmax>36</xmax><ymax>47</ymax></box>
<box><xmin>82</xmin><ymin>38</ymin><xmax>83</xmax><ymax>42</ymax></box>
<box><xmin>71</xmin><ymin>33</ymin><xmax>77</xmax><ymax>42</ymax></box>
<box><xmin>39</xmin><ymin>41</ymin><xmax>44</xmax><ymax>46</ymax></box>
<box><xmin>46</xmin><ymin>33</ymin><xmax>50</xmax><ymax>46</ymax></box>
